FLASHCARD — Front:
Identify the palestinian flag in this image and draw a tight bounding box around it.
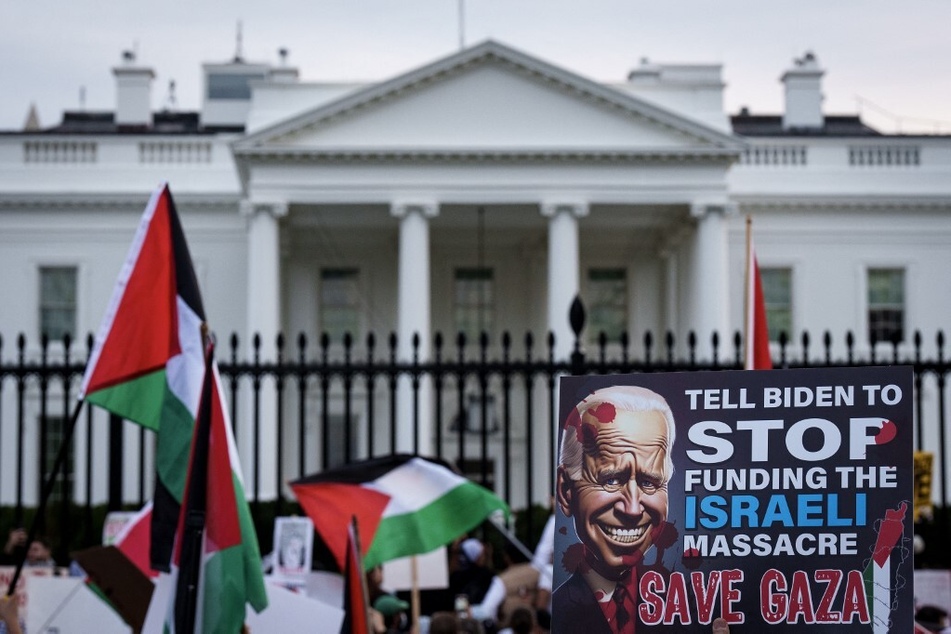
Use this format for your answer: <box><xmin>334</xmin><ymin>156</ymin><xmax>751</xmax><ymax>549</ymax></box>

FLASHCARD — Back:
<box><xmin>164</xmin><ymin>352</ymin><xmax>267</xmax><ymax>634</ymax></box>
<box><xmin>864</xmin><ymin>501</ymin><xmax>908</xmax><ymax>633</ymax></box>
<box><xmin>341</xmin><ymin>517</ymin><xmax>371</xmax><ymax>634</ymax></box>
<box><xmin>744</xmin><ymin>216</ymin><xmax>772</xmax><ymax>370</ymax></box>
<box><xmin>291</xmin><ymin>454</ymin><xmax>509</xmax><ymax>570</ymax></box>
<box><xmin>114</xmin><ymin>501</ymin><xmax>157</xmax><ymax>578</ymax></box>
<box><xmin>79</xmin><ymin>183</ymin><xmax>205</xmax><ymax>570</ymax></box>
<box><xmin>78</xmin><ymin>183</ymin><xmax>267</xmax><ymax>629</ymax></box>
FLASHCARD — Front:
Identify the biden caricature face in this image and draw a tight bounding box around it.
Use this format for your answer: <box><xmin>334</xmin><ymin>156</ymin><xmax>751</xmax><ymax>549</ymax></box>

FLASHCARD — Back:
<box><xmin>557</xmin><ymin>387</ymin><xmax>673</xmax><ymax>580</ymax></box>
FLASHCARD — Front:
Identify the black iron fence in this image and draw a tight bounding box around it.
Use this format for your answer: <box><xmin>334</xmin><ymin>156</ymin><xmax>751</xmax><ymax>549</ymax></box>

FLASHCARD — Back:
<box><xmin>1</xmin><ymin>302</ymin><xmax>949</xmax><ymax>566</ymax></box>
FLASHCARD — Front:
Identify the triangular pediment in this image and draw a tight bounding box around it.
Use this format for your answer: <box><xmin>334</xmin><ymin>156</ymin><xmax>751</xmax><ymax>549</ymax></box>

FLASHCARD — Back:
<box><xmin>234</xmin><ymin>40</ymin><xmax>742</xmax><ymax>159</ymax></box>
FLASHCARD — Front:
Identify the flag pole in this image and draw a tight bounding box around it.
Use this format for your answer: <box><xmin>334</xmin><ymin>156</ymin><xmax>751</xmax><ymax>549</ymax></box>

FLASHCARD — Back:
<box><xmin>350</xmin><ymin>515</ymin><xmax>372</xmax><ymax>634</ymax></box>
<box><xmin>7</xmin><ymin>398</ymin><xmax>85</xmax><ymax>594</ymax></box>
<box><xmin>174</xmin><ymin>334</ymin><xmax>215</xmax><ymax>634</ymax></box>
<box><xmin>744</xmin><ymin>215</ymin><xmax>753</xmax><ymax>369</ymax></box>
<box><xmin>410</xmin><ymin>555</ymin><xmax>420</xmax><ymax>634</ymax></box>
<box><xmin>487</xmin><ymin>514</ymin><xmax>534</xmax><ymax>561</ymax></box>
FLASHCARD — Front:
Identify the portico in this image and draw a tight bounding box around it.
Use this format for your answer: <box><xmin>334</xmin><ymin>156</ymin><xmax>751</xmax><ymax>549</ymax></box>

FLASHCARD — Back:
<box><xmin>230</xmin><ymin>41</ymin><xmax>742</xmax><ymax>488</ymax></box>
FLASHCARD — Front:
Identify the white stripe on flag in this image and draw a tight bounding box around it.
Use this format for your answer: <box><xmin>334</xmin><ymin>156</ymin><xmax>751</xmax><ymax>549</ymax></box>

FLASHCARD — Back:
<box><xmin>873</xmin><ymin>558</ymin><xmax>889</xmax><ymax>634</ymax></box>
<box><xmin>365</xmin><ymin>458</ymin><xmax>465</xmax><ymax>516</ymax></box>
<box><xmin>165</xmin><ymin>296</ymin><xmax>206</xmax><ymax>420</ymax></box>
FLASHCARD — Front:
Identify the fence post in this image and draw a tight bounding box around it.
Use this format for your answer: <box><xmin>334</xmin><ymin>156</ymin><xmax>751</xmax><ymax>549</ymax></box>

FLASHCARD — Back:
<box><xmin>108</xmin><ymin>413</ymin><xmax>124</xmax><ymax>511</ymax></box>
<box><xmin>569</xmin><ymin>296</ymin><xmax>586</xmax><ymax>376</ymax></box>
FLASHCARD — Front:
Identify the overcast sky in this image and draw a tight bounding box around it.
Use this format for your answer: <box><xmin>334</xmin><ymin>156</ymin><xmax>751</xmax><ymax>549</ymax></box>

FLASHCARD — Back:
<box><xmin>3</xmin><ymin>0</ymin><xmax>951</xmax><ymax>134</ymax></box>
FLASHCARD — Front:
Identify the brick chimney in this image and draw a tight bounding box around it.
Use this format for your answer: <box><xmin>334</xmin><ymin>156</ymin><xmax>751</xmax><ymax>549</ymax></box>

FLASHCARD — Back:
<box><xmin>113</xmin><ymin>50</ymin><xmax>154</xmax><ymax>129</ymax></box>
<box><xmin>781</xmin><ymin>52</ymin><xmax>824</xmax><ymax>130</ymax></box>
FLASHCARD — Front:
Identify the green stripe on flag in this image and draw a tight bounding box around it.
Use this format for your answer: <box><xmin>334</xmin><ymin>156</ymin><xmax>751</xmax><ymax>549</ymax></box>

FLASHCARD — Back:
<box><xmin>234</xmin><ymin>472</ymin><xmax>268</xmax><ymax>612</ymax></box>
<box><xmin>364</xmin><ymin>481</ymin><xmax>508</xmax><ymax>569</ymax></box>
<box><xmin>202</xmin><ymin>547</ymin><xmax>251</xmax><ymax>634</ymax></box>
<box><xmin>83</xmin><ymin>369</ymin><xmax>196</xmax><ymax>504</ymax></box>
<box><xmin>85</xmin><ymin>370</ymin><xmax>167</xmax><ymax>431</ymax></box>
<box><xmin>155</xmin><ymin>382</ymin><xmax>201</xmax><ymax>501</ymax></box>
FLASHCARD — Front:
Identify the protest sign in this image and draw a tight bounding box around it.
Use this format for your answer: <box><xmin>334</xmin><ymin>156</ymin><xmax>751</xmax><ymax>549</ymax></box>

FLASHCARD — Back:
<box><xmin>0</xmin><ymin>565</ymin><xmax>60</xmax><ymax>623</ymax></box>
<box><xmin>552</xmin><ymin>367</ymin><xmax>913</xmax><ymax>632</ymax></box>
<box><xmin>272</xmin><ymin>516</ymin><xmax>314</xmax><ymax>588</ymax></box>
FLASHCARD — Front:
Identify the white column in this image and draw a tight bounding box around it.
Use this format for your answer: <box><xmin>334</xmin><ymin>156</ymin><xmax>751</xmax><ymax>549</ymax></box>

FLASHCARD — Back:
<box><xmin>241</xmin><ymin>199</ymin><xmax>287</xmax><ymax>500</ymax></box>
<box><xmin>541</xmin><ymin>200</ymin><xmax>589</xmax><ymax>361</ymax></box>
<box><xmin>662</xmin><ymin>246</ymin><xmax>679</xmax><ymax>338</ymax></box>
<box><xmin>689</xmin><ymin>200</ymin><xmax>735</xmax><ymax>359</ymax></box>
<box><xmin>391</xmin><ymin>200</ymin><xmax>438</xmax><ymax>454</ymax></box>
<box><xmin>659</xmin><ymin>224</ymin><xmax>689</xmax><ymax>341</ymax></box>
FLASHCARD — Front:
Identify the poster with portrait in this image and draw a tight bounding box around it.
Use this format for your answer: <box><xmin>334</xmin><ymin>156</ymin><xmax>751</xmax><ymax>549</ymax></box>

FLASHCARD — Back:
<box><xmin>552</xmin><ymin>367</ymin><xmax>913</xmax><ymax>632</ymax></box>
<box><xmin>273</xmin><ymin>516</ymin><xmax>314</xmax><ymax>587</ymax></box>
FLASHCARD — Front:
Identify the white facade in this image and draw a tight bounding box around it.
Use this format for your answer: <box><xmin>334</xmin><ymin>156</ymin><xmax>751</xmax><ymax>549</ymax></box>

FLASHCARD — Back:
<box><xmin>2</xmin><ymin>41</ymin><xmax>950</xmax><ymax>507</ymax></box>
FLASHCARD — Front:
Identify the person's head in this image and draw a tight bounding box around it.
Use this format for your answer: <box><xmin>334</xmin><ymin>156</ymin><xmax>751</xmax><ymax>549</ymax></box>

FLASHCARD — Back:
<box><xmin>556</xmin><ymin>385</ymin><xmax>674</xmax><ymax>579</ymax></box>
<box><xmin>460</xmin><ymin>538</ymin><xmax>485</xmax><ymax>567</ymax></box>
<box><xmin>429</xmin><ymin>611</ymin><xmax>461</xmax><ymax>634</ymax></box>
<box><xmin>26</xmin><ymin>537</ymin><xmax>52</xmax><ymax>565</ymax></box>
<box><xmin>508</xmin><ymin>606</ymin><xmax>536</xmax><ymax>634</ymax></box>
<box><xmin>373</xmin><ymin>594</ymin><xmax>410</xmax><ymax>628</ymax></box>
<box><xmin>916</xmin><ymin>605</ymin><xmax>950</xmax><ymax>631</ymax></box>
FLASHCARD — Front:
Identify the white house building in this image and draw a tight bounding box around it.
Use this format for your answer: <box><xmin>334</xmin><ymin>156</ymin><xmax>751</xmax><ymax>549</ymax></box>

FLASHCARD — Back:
<box><xmin>1</xmin><ymin>41</ymin><xmax>949</xmax><ymax>509</ymax></box>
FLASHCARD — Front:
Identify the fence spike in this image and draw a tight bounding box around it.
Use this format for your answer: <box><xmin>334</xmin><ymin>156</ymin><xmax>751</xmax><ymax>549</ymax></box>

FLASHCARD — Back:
<box><xmin>569</xmin><ymin>296</ymin><xmax>586</xmax><ymax>338</ymax></box>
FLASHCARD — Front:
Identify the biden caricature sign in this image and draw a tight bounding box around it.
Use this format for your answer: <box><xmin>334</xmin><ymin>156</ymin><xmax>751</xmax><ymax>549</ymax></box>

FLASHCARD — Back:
<box><xmin>552</xmin><ymin>367</ymin><xmax>913</xmax><ymax>633</ymax></box>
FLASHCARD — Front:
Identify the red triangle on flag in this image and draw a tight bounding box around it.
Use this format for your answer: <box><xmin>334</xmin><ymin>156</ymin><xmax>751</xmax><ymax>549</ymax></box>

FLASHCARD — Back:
<box><xmin>745</xmin><ymin>217</ymin><xmax>772</xmax><ymax>371</ymax></box>
<box><xmin>83</xmin><ymin>186</ymin><xmax>181</xmax><ymax>395</ymax></box>
<box><xmin>291</xmin><ymin>482</ymin><xmax>390</xmax><ymax>571</ymax></box>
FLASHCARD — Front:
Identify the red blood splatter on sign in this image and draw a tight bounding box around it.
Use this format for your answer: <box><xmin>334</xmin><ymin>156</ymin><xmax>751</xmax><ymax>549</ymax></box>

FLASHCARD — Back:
<box><xmin>562</xmin><ymin>543</ymin><xmax>590</xmax><ymax>575</ymax></box>
<box><xmin>581</xmin><ymin>423</ymin><xmax>598</xmax><ymax>446</ymax></box>
<box><xmin>592</xmin><ymin>402</ymin><xmax>616</xmax><ymax>423</ymax></box>
<box><xmin>564</xmin><ymin>408</ymin><xmax>584</xmax><ymax>442</ymax></box>
<box><xmin>651</xmin><ymin>521</ymin><xmax>678</xmax><ymax>551</ymax></box>
<box><xmin>876</xmin><ymin>420</ymin><xmax>897</xmax><ymax>445</ymax></box>
<box><xmin>682</xmin><ymin>548</ymin><xmax>703</xmax><ymax>570</ymax></box>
